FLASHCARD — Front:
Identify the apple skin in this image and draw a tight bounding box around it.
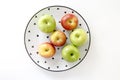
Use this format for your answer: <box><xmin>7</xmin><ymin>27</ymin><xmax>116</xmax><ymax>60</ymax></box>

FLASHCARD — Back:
<box><xmin>38</xmin><ymin>14</ymin><xmax>56</xmax><ymax>33</ymax></box>
<box><xmin>38</xmin><ymin>42</ymin><xmax>56</xmax><ymax>58</ymax></box>
<box><xmin>50</xmin><ymin>30</ymin><xmax>66</xmax><ymax>46</ymax></box>
<box><xmin>70</xmin><ymin>28</ymin><xmax>87</xmax><ymax>47</ymax></box>
<box><xmin>62</xmin><ymin>45</ymin><xmax>80</xmax><ymax>62</ymax></box>
<box><xmin>61</xmin><ymin>14</ymin><xmax>78</xmax><ymax>30</ymax></box>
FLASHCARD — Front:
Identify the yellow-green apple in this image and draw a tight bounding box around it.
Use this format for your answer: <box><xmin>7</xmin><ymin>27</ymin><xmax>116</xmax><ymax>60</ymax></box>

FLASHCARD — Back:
<box><xmin>38</xmin><ymin>42</ymin><xmax>56</xmax><ymax>58</ymax></box>
<box><xmin>38</xmin><ymin>14</ymin><xmax>56</xmax><ymax>33</ymax></box>
<box><xmin>70</xmin><ymin>28</ymin><xmax>87</xmax><ymax>47</ymax></box>
<box><xmin>61</xmin><ymin>14</ymin><xmax>78</xmax><ymax>30</ymax></box>
<box><xmin>50</xmin><ymin>30</ymin><xmax>66</xmax><ymax>46</ymax></box>
<box><xmin>62</xmin><ymin>45</ymin><xmax>80</xmax><ymax>62</ymax></box>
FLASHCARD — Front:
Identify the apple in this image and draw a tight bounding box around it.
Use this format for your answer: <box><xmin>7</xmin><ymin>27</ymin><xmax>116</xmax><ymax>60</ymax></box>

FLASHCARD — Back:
<box><xmin>62</xmin><ymin>45</ymin><xmax>80</xmax><ymax>62</ymax></box>
<box><xmin>61</xmin><ymin>14</ymin><xmax>78</xmax><ymax>30</ymax></box>
<box><xmin>50</xmin><ymin>30</ymin><xmax>66</xmax><ymax>46</ymax></box>
<box><xmin>38</xmin><ymin>14</ymin><xmax>56</xmax><ymax>33</ymax></box>
<box><xmin>70</xmin><ymin>28</ymin><xmax>87</xmax><ymax>47</ymax></box>
<box><xmin>38</xmin><ymin>42</ymin><xmax>56</xmax><ymax>58</ymax></box>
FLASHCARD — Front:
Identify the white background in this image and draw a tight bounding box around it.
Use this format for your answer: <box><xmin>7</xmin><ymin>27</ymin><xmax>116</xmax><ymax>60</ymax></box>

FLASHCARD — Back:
<box><xmin>0</xmin><ymin>0</ymin><xmax>120</xmax><ymax>80</ymax></box>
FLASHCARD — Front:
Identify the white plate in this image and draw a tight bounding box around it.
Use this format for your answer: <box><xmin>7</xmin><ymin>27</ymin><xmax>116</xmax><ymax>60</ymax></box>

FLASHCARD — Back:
<box><xmin>24</xmin><ymin>5</ymin><xmax>91</xmax><ymax>72</ymax></box>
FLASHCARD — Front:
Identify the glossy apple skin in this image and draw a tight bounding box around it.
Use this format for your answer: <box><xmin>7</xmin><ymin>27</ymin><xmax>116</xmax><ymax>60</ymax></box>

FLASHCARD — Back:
<box><xmin>70</xmin><ymin>28</ymin><xmax>87</xmax><ymax>47</ymax></box>
<box><xmin>62</xmin><ymin>45</ymin><xmax>80</xmax><ymax>62</ymax></box>
<box><xmin>61</xmin><ymin>14</ymin><xmax>78</xmax><ymax>30</ymax></box>
<box><xmin>38</xmin><ymin>42</ymin><xmax>56</xmax><ymax>58</ymax></box>
<box><xmin>50</xmin><ymin>30</ymin><xmax>66</xmax><ymax>46</ymax></box>
<box><xmin>38</xmin><ymin>14</ymin><xmax>56</xmax><ymax>33</ymax></box>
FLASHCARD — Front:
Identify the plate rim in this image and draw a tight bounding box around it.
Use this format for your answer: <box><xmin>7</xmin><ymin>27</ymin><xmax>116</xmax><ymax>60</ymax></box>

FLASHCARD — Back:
<box><xmin>24</xmin><ymin>5</ymin><xmax>91</xmax><ymax>72</ymax></box>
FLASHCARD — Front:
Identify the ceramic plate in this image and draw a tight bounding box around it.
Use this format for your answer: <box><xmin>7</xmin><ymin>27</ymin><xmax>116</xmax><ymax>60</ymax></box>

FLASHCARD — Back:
<box><xmin>24</xmin><ymin>5</ymin><xmax>91</xmax><ymax>72</ymax></box>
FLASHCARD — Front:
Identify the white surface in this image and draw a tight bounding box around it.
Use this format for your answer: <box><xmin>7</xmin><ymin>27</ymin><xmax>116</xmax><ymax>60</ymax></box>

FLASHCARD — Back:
<box><xmin>0</xmin><ymin>0</ymin><xmax>120</xmax><ymax>80</ymax></box>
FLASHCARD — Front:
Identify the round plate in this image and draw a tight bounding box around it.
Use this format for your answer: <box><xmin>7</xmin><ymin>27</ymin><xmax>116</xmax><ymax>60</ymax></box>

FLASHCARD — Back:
<box><xmin>24</xmin><ymin>5</ymin><xmax>91</xmax><ymax>72</ymax></box>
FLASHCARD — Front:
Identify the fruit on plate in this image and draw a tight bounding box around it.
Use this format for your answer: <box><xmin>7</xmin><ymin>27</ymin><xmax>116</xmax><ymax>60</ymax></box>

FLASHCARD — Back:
<box><xmin>70</xmin><ymin>28</ymin><xmax>87</xmax><ymax>47</ymax></box>
<box><xmin>62</xmin><ymin>45</ymin><xmax>80</xmax><ymax>62</ymax></box>
<box><xmin>38</xmin><ymin>42</ymin><xmax>56</xmax><ymax>58</ymax></box>
<box><xmin>38</xmin><ymin>14</ymin><xmax>56</xmax><ymax>33</ymax></box>
<box><xmin>61</xmin><ymin>14</ymin><xmax>78</xmax><ymax>30</ymax></box>
<box><xmin>50</xmin><ymin>30</ymin><xmax>66</xmax><ymax>46</ymax></box>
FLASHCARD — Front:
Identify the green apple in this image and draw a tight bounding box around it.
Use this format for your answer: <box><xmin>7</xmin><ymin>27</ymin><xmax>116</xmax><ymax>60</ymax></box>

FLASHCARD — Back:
<box><xmin>70</xmin><ymin>28</ymin><xmax>87</xmax><ymax>47</ymax></box>
<box><xmin>38</xmin><ymin>14</ymin><xmax>56</xmax><ymax>33</ymax></box>
<box><xmin>62</xmin><ymin>45</ymin><xmax>80</xmax><ymax>62</ymax></box>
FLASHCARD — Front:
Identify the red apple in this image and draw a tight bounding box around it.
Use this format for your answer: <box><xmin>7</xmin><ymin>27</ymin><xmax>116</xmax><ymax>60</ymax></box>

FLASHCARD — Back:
<box><xmin>50</xmin><ymin>30</ymin><xmax>66</xmax><ymax>46</ymax></box>
<box><xmin>38</xmin><ymin>42</ymin><xmax>56</xmax><ymax>58</ymax></box>
<box><xmin>61</xmin><ymin>14</ymin><xmax>78</xmax><ymax>30</ymax></box>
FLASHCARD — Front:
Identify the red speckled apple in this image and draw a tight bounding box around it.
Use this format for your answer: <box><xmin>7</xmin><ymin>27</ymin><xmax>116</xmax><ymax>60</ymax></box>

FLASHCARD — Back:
<box><xmin>61</xmin><ymin>14</ymin><xmax>78</xmax><ymax>30</ymax></box>
<box><xmin>38</xmin><ymin>42</ymin><xmax>56</xmax><ymax>58</ymax></box>
<box><xmin>50</xmin><ymin>30</ymin><xmax>66</xmax><ymax>46</ymax></box>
